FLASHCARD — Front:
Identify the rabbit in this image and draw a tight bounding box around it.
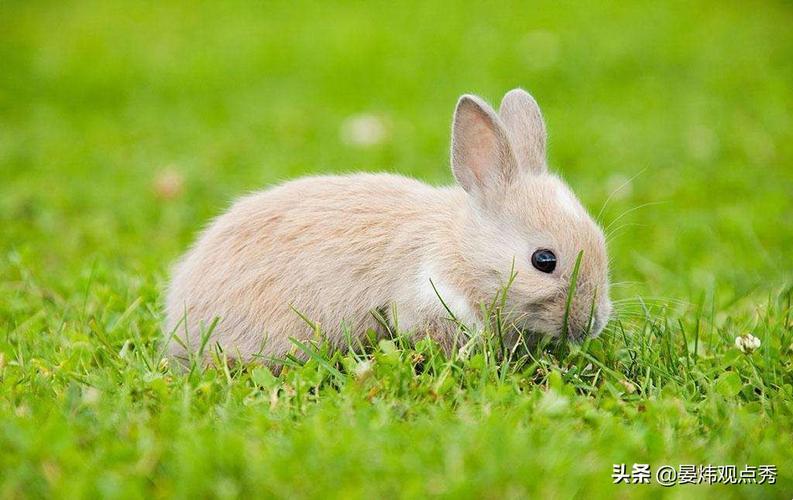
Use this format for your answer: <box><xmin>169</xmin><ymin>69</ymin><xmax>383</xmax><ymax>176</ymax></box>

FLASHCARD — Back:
<box><xmin>164</xmin><ymin>88</ymin><xmax>612</xmax><ymax>366</ymax></box>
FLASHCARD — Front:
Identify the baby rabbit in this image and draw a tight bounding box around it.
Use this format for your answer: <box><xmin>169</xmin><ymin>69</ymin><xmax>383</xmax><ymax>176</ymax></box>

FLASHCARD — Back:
<box><xmin>165</xmin><ymin>89</ymin><xmax>611</xmax><ymax>365</ymax></box>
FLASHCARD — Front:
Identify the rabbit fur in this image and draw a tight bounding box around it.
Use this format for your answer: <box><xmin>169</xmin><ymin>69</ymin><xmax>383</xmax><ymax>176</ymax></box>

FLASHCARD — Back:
<box><xmin>165</xmin><ymin>89</ymin><xmax>612</xmax><ymax>365</ymax></box>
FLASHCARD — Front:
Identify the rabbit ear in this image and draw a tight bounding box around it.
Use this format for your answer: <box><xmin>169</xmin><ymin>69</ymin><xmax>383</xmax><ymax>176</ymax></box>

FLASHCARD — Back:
<box><xmin>451</xmin><ymin>94</ymin><xmax>518</xmax><ymax>198</ymax></box>
<box><xmin>498</xmin><ymin>88</ymin><xmax>547</xmax><ymax>174</ymax></box>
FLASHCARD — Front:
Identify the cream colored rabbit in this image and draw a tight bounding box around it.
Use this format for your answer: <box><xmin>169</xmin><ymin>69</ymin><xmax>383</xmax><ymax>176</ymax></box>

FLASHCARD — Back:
<box><xmin>165</xmin><ymin>89</ymin><xmax>611</xmax><ymax>365</ymax></box>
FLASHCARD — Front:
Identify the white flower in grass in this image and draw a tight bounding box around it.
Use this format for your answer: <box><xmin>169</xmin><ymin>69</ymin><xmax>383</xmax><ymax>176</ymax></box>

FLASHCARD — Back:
<box><xmin>353</xmin><ymin>359</ymin><xmax>373</xmax><ymax>380</ymax></box>
<box><xmin>735</xmin><ymin>333</ymin><xmax>761</xmax><ymax>354</ymax></box>
<box><xmin>340</xmin><ymin>113</ymin><xmax>389</xmax><ymax>148</ymax></box>
<box><xmin>82</xmin><ymin>387</ymin><xmax>101</xmax><ymax>405</ymax></box>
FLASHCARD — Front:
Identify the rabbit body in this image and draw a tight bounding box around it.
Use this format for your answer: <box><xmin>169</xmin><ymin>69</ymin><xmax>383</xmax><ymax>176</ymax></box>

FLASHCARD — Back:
<box><xmin>165</xmin><ymin>89</ymin><xmax>612</xmax><ymax>365</ymax></box>
<box><xmin>166</xmin><ymin>174</ymin><xmax>479</xmax><ymax>362</ymax></box>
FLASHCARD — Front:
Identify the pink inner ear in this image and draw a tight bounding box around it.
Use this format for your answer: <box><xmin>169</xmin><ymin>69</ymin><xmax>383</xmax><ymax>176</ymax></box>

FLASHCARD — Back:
<box><xmin>452</xmin><ymin>95</ymin><xmax>517</xmax><ymax>195</ymax></box>
<box><xmin>466</xmin><ymin>116</ymin><xmax>501</xmax><ymax>185</ymax></box>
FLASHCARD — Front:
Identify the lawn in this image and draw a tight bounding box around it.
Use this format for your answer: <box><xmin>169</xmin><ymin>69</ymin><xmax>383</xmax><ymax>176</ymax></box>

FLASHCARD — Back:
<box><xmin>1</xmin><ymin>0</ymin><xmax>792</xmax><ymax>498</ymax></box>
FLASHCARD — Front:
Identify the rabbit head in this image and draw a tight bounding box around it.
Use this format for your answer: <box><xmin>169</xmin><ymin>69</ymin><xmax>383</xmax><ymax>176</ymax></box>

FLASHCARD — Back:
<box><xmin>451</xmin><ymin>89</ymin><xmax>611</xmax><ymax>341</ymax></box>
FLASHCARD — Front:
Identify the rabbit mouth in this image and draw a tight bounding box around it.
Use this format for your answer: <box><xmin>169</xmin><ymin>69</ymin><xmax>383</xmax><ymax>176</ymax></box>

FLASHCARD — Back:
<box><xmin>495</xmin><ymin>302</ymin><xmax>601</xmax><ymax>345</ymax></box>
<box><xmin>508</xmin><ymin>328</ymin><xmax>563</xmax><ymax>350</ymax></box>
<box><xmin>515</xmin><ymin>296</ymin><xmax>610</xmax><ymax>343</ymax></box>
<box><xmin>513</xmin><ymin>317</ymin><xmax>590</xmax><ymax>345</ymax></box>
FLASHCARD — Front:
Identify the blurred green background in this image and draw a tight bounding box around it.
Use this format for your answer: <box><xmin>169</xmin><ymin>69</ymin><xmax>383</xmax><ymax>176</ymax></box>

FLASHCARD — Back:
<box><xmin>2</xmin><ymin>0</ymin><xmax>791</xmax><ymax>296</ymax></box>
<box><xmin>1</xmin><ymin>0</ymin><xmax>792</xmax><ymax>497</ymax></box>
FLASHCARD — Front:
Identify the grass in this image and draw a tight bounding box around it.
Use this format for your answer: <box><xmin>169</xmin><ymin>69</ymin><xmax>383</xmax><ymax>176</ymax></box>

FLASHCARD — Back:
<box><xmin>1</xmin><ymin>0</ymin><xmax>793</xmax><ymax>497</ymax></box>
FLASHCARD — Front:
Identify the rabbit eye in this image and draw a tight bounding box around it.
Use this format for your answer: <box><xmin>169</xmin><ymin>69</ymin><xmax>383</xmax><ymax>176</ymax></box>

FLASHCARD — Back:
<box><xmin>531</xmin><ymin>249</ymin><xmax>557</xmax><ymax>273</ymax></box>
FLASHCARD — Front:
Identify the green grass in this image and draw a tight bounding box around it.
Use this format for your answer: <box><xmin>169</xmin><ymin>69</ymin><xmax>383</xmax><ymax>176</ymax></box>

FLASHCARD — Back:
<box><xmin>2</xmin><ymin>0</ymin><xmax>793</xmax><ymax>497</ymax></box>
